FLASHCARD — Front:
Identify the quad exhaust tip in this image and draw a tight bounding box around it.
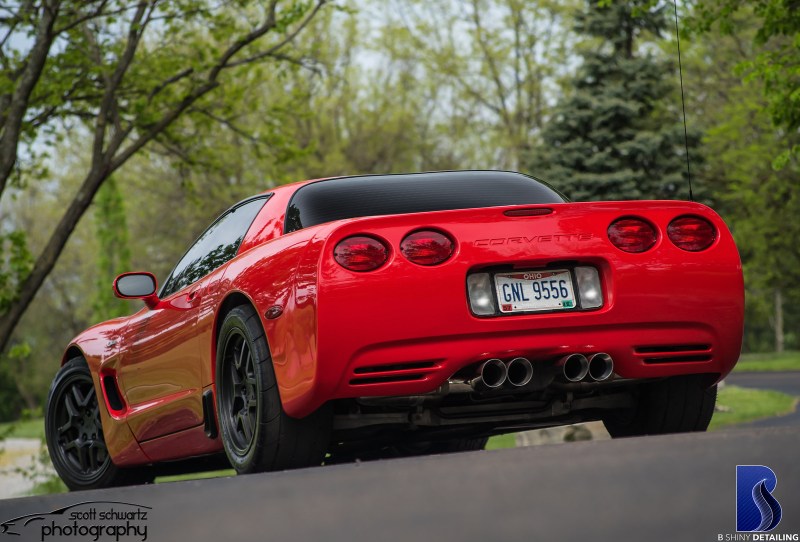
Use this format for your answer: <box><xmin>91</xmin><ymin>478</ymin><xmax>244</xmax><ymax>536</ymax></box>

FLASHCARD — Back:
<box><xmin>560</xmin><ymin>353</ymin><xmax>589</xmax><ymax>382</ymax></box>
<box><xmin>588</xmin><ymin>353</ymin><xmax>614</xmax><ymax>382</ymax></box>
<box><xmin>478</xmin><ymin>358</ymin><xmax>508</xmax><ymax>389</ymax></box>
<box><xmin>470</xmin><ymin>353</ymin><xmax>611</xmax><ymax>389</ymax></box>
<box><xmin>506</xmin><ymin>357</ymin><xmax>534</xmax><ymax>387</ymax></box>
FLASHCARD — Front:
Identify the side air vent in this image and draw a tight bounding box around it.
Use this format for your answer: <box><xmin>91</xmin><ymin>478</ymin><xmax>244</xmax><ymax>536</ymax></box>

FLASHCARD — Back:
<box><xmin>634</xmin><ymin>344</ymin><xmax>712</xmax><ymax>364</ymax></box>
<box><xmin>102</xmin><ymin>375</ymin><xmax>125</xmax><ymax>412</ymax></box>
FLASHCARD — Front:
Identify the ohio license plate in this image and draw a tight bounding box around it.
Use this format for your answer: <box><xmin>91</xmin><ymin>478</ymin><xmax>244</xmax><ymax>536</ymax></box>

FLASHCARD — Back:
<box><xmin>494</xmin><ymin>270</ymin><xmax>576</xmax><ymax>313</ymax></box>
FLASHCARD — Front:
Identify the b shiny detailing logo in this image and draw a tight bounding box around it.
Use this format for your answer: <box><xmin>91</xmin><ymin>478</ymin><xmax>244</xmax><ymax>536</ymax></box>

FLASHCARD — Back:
<box><xmin>1</xmin><ymin>501</ymin><xmax>150</xmax><ymax>541</ymax></box>
<box><xmin>737</xmin><ymin>466</ymin><xmax>782</xmax><ymax>533</ymax></box>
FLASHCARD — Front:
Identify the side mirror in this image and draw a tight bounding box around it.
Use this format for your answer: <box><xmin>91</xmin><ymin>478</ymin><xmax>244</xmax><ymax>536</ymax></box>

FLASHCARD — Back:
<box><xmin>113</xmin><ymin>272</ymin><xmax>160</xmax><ymax>309</ymax></box>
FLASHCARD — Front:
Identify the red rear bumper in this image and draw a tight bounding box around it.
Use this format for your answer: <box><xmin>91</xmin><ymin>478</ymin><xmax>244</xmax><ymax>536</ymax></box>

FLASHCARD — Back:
<box><xmin>279</xmin><ymin>201</ymin><xmax>743</xmax><ymax>417</ymax></box>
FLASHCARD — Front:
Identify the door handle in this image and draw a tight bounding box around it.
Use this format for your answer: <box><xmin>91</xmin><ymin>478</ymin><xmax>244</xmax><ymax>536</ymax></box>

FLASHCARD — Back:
<box><xmin>188</xmin><ymin>290</ymin><xmax>202</xmax><ymax>305</ymax></box>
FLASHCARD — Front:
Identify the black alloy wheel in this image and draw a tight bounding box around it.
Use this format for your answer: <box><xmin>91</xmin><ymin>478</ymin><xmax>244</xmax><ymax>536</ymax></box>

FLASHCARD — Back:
<box><xmin>215</xmin><ymin>304</ymin><xmax>332</xmax><ymax>474</ymax></box>
<box><xmin>45</xmin><ymin>357</ymin><xmax>153</xmax><ymax>490</ymax></box>
<box><xmin>219</xmin><ymin>330</ymin><xmax>259</xmax><ymax>455</ymax></box>
<box><xmin>51</xmin><ymin>365</ymin><xmax>108</xmax><ymax>476</ymax></box>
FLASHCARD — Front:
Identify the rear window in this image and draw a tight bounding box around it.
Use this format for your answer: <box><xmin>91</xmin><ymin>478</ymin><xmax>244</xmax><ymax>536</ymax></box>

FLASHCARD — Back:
<box><xmin>284</xmin><ymin>170</ymin><xmax>566</xmax><ymax>233</ymax></box>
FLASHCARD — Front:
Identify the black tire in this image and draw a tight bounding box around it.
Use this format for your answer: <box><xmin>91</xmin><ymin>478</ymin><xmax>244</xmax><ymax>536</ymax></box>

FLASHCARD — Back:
<box><xmin>602</xmin><ymin>374</ymin><xmax>717</xmax><ymax>438</ymax></box>
<box><xmin>45</xmin><ymin>357</ymin><xmax>154</xmax><ymax>491</ymax></box>
<box><xmin>215</xmin><ymin>304</ymin><xmax>332</xmax><ymax>474</ymax></box>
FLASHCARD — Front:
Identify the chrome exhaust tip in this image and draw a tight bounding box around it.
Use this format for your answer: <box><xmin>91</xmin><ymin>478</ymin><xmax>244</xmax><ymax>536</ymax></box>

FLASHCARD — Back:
<box><xmin>478</xmin><ymin>358</ymin><xmax>508</xmax><ymax>389</ymax></box>
<box><xmin>560</xmin><ymin>353</ymin><xmax>589</xmax><ymax>382</ymax></box>
<box><xmin>588</xmin><ymin>353</ymin><xmax>614</xmax><ymax>382</ymax></box>
<box><xmin>506</xmin><ymin>357</ymin><xmax>534</xmax><ymax>387</ymax></box>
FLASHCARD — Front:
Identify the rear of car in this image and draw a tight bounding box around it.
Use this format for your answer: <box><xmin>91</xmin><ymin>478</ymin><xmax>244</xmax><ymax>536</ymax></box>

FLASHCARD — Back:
<box><xmin>278</xmin><ymin>171</ymin><xmax>743</xmax><ymax>446</ymax></box>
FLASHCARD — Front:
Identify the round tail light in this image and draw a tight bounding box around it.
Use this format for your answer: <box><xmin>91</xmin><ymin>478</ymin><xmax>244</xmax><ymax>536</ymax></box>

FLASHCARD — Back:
<box><xmin>400</xmin><ymin>230</ymin><xmax>455</xmax><ymax>265</ymax></box>
<box><xmin>667</xmin><ymin>216</ymin><xmax>716</xmax><ymax>251</ymax></box>
<box><xmin>334</xmin><ymin>236</ymin><xmax>389</xmax><ymax>271</ymax></box>
<box><xmin>607</xmin><ymin>218</ymin><xmax>657</xmax><ymax>253</ymax></box>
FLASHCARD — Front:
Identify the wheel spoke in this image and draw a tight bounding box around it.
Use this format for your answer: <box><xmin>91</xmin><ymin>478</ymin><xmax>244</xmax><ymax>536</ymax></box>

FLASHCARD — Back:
<box><xmin>233</xmin><ymin>339</ymin><xmax>245</xmax><ymax>370</ymax></box>
<box><xmin>57</xmin><ymin>420</ymin><xmax>73</xmax><ymax>435</ymax></box>
<box><xmin>71</xmin><ymin>385</ymin><xmax>85</xmax><ymax>408</ymax></box>
<box><xmin>88</xmin><ymin>444</ymin><xmax>98</xmax><ymax>471</ymax></box>
<box><xmin>82</xmin><ymin>386</ymin><xmax>96</xmax><ymax>407</ymax></box>
<box><xmin>63</xmin><ymin>394</ymin><xmax>79</xmax><ymax>419</ymax></box>
<box><xmin>74</xmin><ymin>443</ymin><xmax>88</xmax><ymax>471</ymax></box>
<box><xmin>230</xmin><ymin>362</ymin><xmax>242</xmax><ymax>386</ymax></box>
<box><xmin>241</xmin><ymin>342</ymin><xmax>250</xmax><ymax>368</ymax></box>
<box><xmin>240</xmin><ymin>412</ymin><xmax>253</xmax><ymax>442</ymax></box>
<box><xmin>245</xmin><ymin>381</ymin><xmax>256</xmax><ymax>399</ymax></box>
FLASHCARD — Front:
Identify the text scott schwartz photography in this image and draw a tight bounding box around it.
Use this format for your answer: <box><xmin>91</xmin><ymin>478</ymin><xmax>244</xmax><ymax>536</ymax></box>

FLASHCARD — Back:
<box><xmin>0</xmin><ymin>501</ymin><xmax>150</xmax><ymax>541</ymax></box>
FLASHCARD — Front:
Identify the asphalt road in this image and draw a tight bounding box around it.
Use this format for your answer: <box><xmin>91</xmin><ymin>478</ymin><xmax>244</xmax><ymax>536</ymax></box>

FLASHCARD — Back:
<box><xmin>725</xmin><ymin>371</ymin><xmax>800</xmax><ymax>428</ymax></box>
<box><xmin>1</xmin><ymin>426</ymin><xmax>798</xmax><ymax>542</ymax></box>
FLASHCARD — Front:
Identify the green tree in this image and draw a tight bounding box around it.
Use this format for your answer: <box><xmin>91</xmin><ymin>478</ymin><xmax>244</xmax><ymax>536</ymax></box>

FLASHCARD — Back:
<box><xmin>529</xmin><ymin>1</ymin><xmax>699</xmax><ymax>201</ymax></box>
<box><xmin>0</xmin><ymin>0</ymin><xmax>331</xmax><ymax>356</ymax></box>
<box><xmin>379</xmin><ymin>0</ymin><xmax>578</xmax><ymax>170</ymax></box>
<box><xmin>690</xmin><ymin>0</ymin><xmax>800</xmax><ymax>167</ymax></box>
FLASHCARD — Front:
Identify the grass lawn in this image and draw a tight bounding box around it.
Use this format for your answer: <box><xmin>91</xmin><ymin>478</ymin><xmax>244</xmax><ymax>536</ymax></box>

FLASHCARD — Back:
<box><xmin>0</xmin><ymin>417</ymin><xmax>45</xmax><ymax>440</ymax></box>
<box><xmin>156</xmin><ymin>469</ymin><xmax>235</xmax><ymax>484</ymax></box>
<box><xmin>734</xmin><ymin>351</ymin><xmax>800</xmax><ymax>372</ymax></box>
<box><xmin>709</xmin><ymin>384</ymin><xmax>797</xmax><ymax>430</ymax></box>
<box><xmin>486</xmin><ymin>433</ymin><xmax>516</xmax><ymax>450</ymax></box>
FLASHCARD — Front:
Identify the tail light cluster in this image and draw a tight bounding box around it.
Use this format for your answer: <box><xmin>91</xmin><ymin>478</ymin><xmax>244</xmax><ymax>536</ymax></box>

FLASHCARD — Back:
<box><xmin>667</xmin><ymin>216</ymin><xmax>717</xmax><ymax>251</ymax></box>
<box><xmin>608</xmin><ymin>215</ymin><xmax>717</xmax><ymax>253</ymax></box>
<box><xmin>334</xmin><ymin>230</ymin><xmax>455</xmax><ymax>271</ymax></box>
<box><xmin>607</xmin><ymin>218</ymin><xmax>658</xmax><ymax>253</ymax></box>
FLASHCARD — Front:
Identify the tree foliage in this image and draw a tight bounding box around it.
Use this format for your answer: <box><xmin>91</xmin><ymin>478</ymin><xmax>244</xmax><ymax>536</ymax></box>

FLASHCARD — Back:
<box><xmin>379</xmin><ymin>0</ymin><xmax>578</xmax><ymax>170</ymax></box>
<box><xmin>690</xmin><ymin>0</ymin><xmax>800</xmax><ymax>167</ymax></box>
<box><xmin>530</xmin><ymin>0</ymin><xmax>699</xmax><ymax>201</ymax></box>
<box><xmin>0</xmin><ymin>0</ymin><xmax>332</xmax><ymax>355</ymax></box>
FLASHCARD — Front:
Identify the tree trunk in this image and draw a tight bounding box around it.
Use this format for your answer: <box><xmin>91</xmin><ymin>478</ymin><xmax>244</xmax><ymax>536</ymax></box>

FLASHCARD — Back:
<box><xmin>774</xmin><ymin>288</ymin><xmax>784</xmax><ymax>353</ymax></box>
<box><xmin>0</xmin><ymin>166</ymin><xmax>109</xmax><ymax>353</ymax></box>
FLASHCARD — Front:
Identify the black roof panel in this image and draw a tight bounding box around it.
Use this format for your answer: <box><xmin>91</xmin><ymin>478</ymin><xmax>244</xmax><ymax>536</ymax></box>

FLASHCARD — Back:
<box><xmin>284</xmin><ymin>170</ymin><xmax>566</xmax><ymax>233</ymax></box>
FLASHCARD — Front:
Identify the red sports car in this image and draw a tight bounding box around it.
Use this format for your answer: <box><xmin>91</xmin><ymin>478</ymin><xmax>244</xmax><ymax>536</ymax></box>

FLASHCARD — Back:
<box><xmin>45</xmin><ymin>170</ymin><xmax>744</xmax><ymax>490</ymax></box>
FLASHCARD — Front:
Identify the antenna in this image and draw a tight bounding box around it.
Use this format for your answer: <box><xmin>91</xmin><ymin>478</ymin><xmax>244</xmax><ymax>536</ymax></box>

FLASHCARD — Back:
<box><xmin>672</xmin><ymin>0</ymin><xmax>693</xmax><ymax>201</ymax></box>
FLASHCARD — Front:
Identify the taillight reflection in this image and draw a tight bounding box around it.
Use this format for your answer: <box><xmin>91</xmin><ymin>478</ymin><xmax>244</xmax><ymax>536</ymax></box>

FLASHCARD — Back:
<box><xmin>607</xmin><ymin>218</ymin><xmax>658</xmax><ymax>253</ymax></box>
<box><xmin>333</xmin><ymin>236</ymin><xmax>389</xmax><ymax>271</ymax></box>
<box><xmin>667</xmin><ymin>216</ymin><xmax>716</xmax><ymax>251</ymax></box>
<box><xmin>400</xmin><ymin>230</ymin><xmax>455</xmax><ymax>266</ymax></box>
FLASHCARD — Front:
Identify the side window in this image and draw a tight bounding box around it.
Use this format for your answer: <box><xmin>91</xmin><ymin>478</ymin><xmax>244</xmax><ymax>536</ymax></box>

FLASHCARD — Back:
<box><xmin>160</xmin><ymin>197</ymin><xmax>267</xmax><ymax>297</ymax></box>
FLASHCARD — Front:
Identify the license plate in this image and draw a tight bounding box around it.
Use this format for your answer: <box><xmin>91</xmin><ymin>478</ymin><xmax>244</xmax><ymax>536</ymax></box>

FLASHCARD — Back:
<box><xmin>494</xmin><ymin>270</ymin><xmax>576</xmax><ymax>313</ymax></box>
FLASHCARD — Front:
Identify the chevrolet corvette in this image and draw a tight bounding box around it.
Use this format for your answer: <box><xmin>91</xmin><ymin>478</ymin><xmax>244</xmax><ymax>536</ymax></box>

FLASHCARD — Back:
<box><xmin>44</xmin><ymin>170</ymin><xmax>744</xmax><ymax>490</ymax></box>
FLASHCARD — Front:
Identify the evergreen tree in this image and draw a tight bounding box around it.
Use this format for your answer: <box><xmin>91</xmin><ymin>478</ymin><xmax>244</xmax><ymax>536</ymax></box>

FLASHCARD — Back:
<box><xmin>529</xmin><ymin>1</ymin><xmax>698</xmax><ymax>201</ymax></box>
